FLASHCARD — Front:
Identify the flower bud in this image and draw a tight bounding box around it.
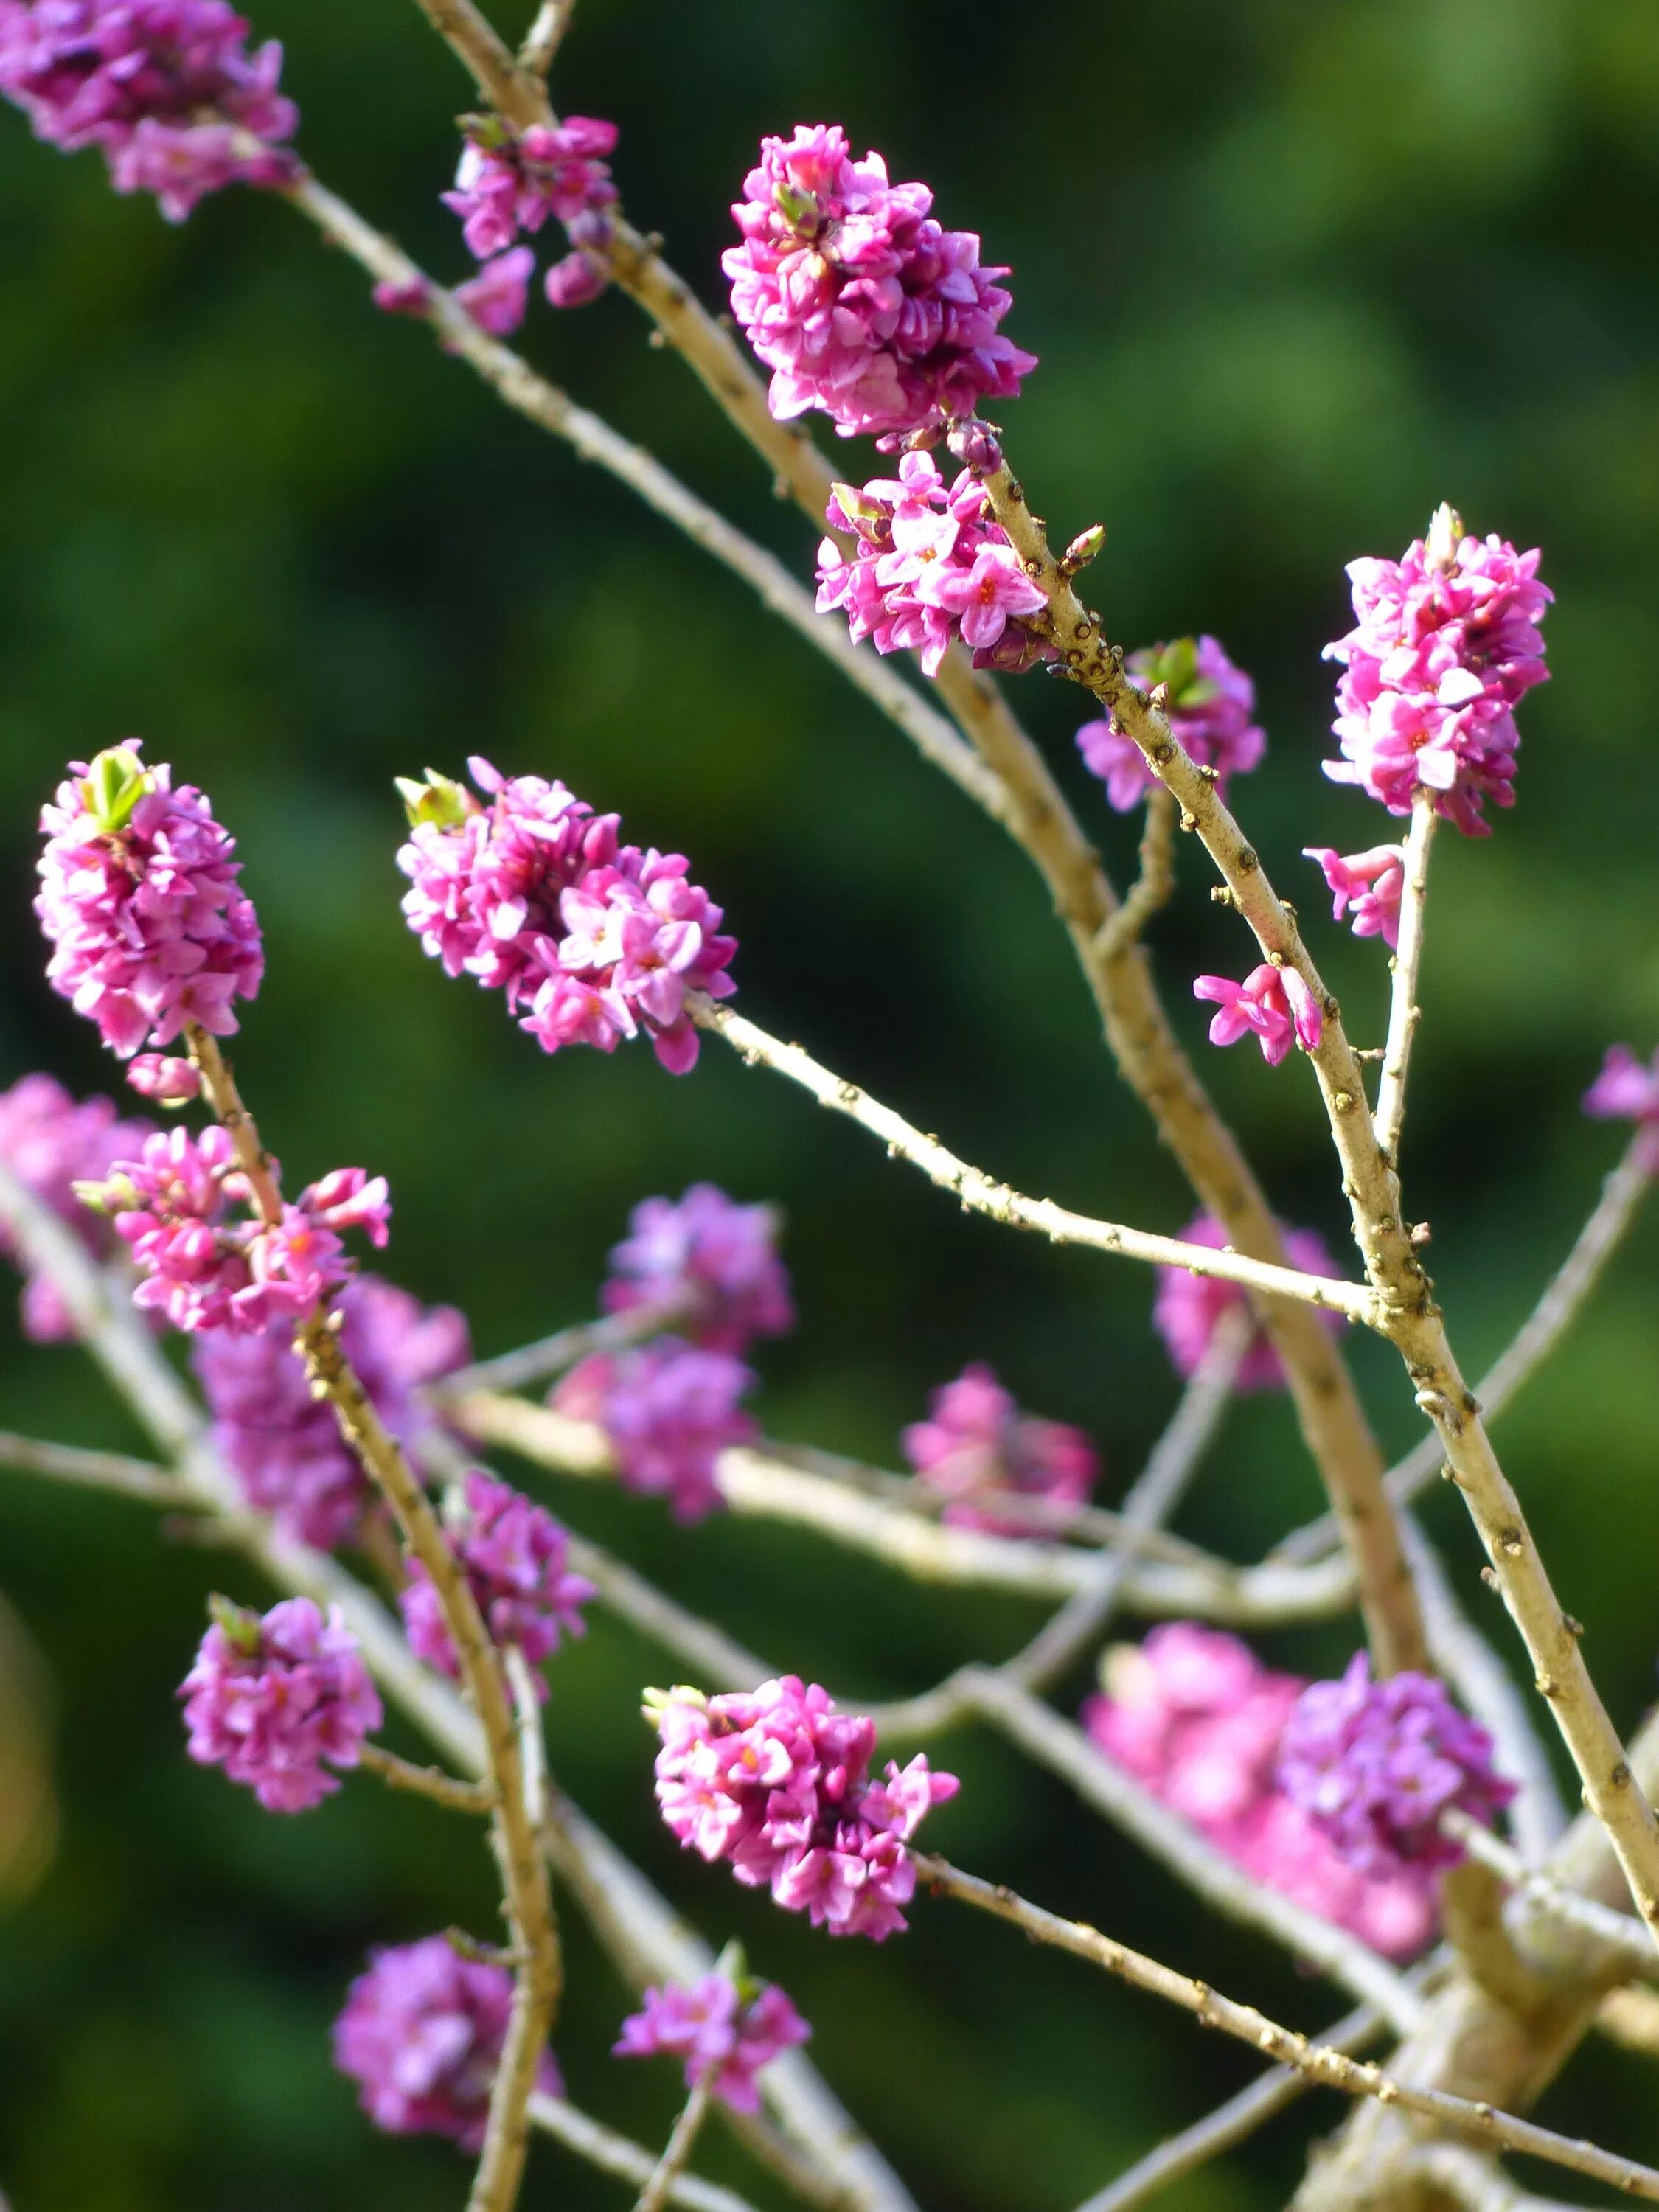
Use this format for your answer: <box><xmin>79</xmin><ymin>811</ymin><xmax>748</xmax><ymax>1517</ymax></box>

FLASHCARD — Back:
<box><xmin>1060</xmin><ymin>522</ymin><xmax>1105</xmax><ymax>574</ymax></box>
<box><xmin>126</xmin><ymin>1054</ymin><xmax>201</xmax><ymax>1107</ymax></box>
<box><xmin>82</xmin><ymin>745</ymin><xmax>150</xmax><ymax>835</ymax></box>
<box><xmin>946</xmin><ymin>420</ymin><xmax>1004</xmax><ymax>476</ymax></box>
<box><xmin>1423</xmin><ymin>501</ymin><xmax>1466</xmax><ymax>574</ymax></box>
<box><xmin>394</xmin><ymin>769</ymin><xmax>474</xmax><ymax>831</ymax></box>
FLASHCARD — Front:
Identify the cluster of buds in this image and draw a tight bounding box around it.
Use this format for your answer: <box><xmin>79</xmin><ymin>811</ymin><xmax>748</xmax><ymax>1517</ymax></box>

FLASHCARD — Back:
<box><xmin>602</xmin><ymin>1183</ymin><xmax>794</xmax><ymax>1353</ymax></box>
<box><xmin>434</xmin><ymin>113</ymin><xmax>619</xmax><ymax>334</ymax></box>
<box><xmin>1077</xmin><ymin>636</ymin><xmax>1265</xmax><ymax>814</ymax></box>
<box><xmin>399</xmin><ymin>1469</ymin><xmax>594</xmax><ymax>1695</ymax></box>
<box><xmin>181</xmin><ymin>1595</ymin><xmax>382</xmax><ymax>1813</ymax></box>
<box><xmin>0</xmin><ymin>1074</ymin><xmax>154</xmax><ymax>1340</ymax></box>
<box><xmin>614</xmin><ymin>1958</ymin><xmax>810</xmax><ymax>2112</ymax></box>
<box><xmin>902</xmin><ymin>1363</ymin><xmax>1098</xmax><ymax>1534</ymax></box>
<box><xmin>554</xmin><ymin>1337</ymin><xmax>757</xmax><ymax>1522</ymax></box>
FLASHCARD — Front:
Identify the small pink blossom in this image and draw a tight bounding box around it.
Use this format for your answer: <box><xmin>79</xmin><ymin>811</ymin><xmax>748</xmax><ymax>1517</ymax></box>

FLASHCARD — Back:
<box><xmin>902</xmin><ymin>1363</ymin><xmax>1097</xmax><ymax>1534</ymax></box>
<box><xmin>1583</xmin><ymin>1045</ymin><xmax>1659</xmax><ymax>1172</ymax></box>
<box><xmin>602</xmin><ymin>1183</ymin><xmax>794</xmax><ymax>1354</ymax></box>
<box><xmin>1077</xmin><ymin>637</ymin><xmax>1266</xmax><ymax>813</ymax></box>
<box><xmin>400</xmin><ymin>1469</ymin><xmax>593</xmax><ymax>1694</ymax></box>
<box><xmin>453</xmin><ymin>246</ymin><xmax>535</xmax><ymax>337</ymax></box>
<box><xmin>1192</xmin><ymin>963</ymin><xmax>1323</xmax><ymax>1066</ymax></box>
<box><xmin>614</xmin><ymin>1972</ymin><xmax>810</xmax><ymax>2113</ymax></box>
<box><xmin>372</xmin><ymin>275</ymin><xmax>430</xmax><ymax>316</ymax></box>
<box><xmin>1304</xmin><ymin>845</ymin><xmax>1406</xmax><ymax>951</ymax></box>
<box><xmin>554</xmin><ymin>1338</ymin><xmax>756</xmax><ymax>1521</ymax></box>
<box><xmin>0</xmin><ymin>1074</ymin><xmax>154</xmax><ymax>1340</ymax></box>
<box><xmin>180</xmin><ymin>1594</ymin><xmax>381</xmax><ymax>1812</ymax></box>
<box><xmin>1153</xmin><ymin>1212</ymin><xmax>1346</xmax><ymax>1393</ymax></box>
<box><xmin>443</xmin><ymin>116</ymin><xmax>617</xmax><ymax>260</ymax></box>
<box><xmin>125</xmin><ymin>1052</ymin><xmax>201</xmax><ymax>1105</ymax></box>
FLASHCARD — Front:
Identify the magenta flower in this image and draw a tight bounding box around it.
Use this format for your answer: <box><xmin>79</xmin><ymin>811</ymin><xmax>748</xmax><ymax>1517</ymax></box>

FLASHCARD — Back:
<box><xmin>1077</xmin><ymin>636</ymin><xmax>1267</xmax><ymax>814</ymax></box>
<box><xmin>333</xmin><ymin>1935</ymin><xmax>562</xmax><ymax>2149</ymax></box>
<box><xmin>125</xmin><ymin>1052</ymin><xmax>201</xmax><ymax>1105</ymax></box>
<box><xmin>902</xmin><ymin>1363</ymin><xmax>1097</xmax><ymax>1535</ymax></box>
<box><xmin>1303</xmin><ymin>844</ymin><xmax>1406</xmax><ymax>951</ymax></box>
<box><xmin>1192</xmin><ymin>962</ymin><xmax>1323</xmax><ymax>1066</ymax></box>
<box><xmin>1277</xmin><ymin>1654</ymin><xmax>1514</xmax><ymax>1878</ymax></box>
<box><xmin>400</xmin><ymin>1469</ymin><xmax>593</xmax><ymax>1694</ymax></box>
<box><xmin>815</xmin><ymin>451</ymin><xmax>1054</xmax><ymax>679</ymax></box>
<box><xmin>1324</xmin><ymin>507</ymin><xmax>1551</xmax><ymax>835</ymax></box>
<box><xmin>93</xmin><ymin>1124</ymin><xmax>388</xmax><ymax>1335</ymax></box>
<box><xmin>724</xmin><ymin>123</ymin><xmax>1035</xmax><ymax>442</ymax></box>
<box><xmin>443</xmin><ymin>116</ymin><xmax>616</xmax><ymax>260</ymax></box>
<box><xmin>602</xmin><ymin>1184</ymin><xmax>794</xmax><ymax>1354</ymax></box>
<box><xmin>650</xmin><ymin>1676</ymin><xmax>957</xmax><ymax>1940</ymax></box>
<box><xmin>397</xmin><ymin>759</ymin><xmax>735</xmax><ymax>1076</ymax></box>
<box><xmin>614</xmin><ymin>1972</ymin><xmax>810</xmax><ymax>2114</ymax></box>
<box><xmin>554</xmin><ymin>1338</ymin><xmax>756</xmax><ymax>1522</ymax></box>
<box><xmin>194</xmin><ymin>1276</ymin><xmax>469</xmax><ymax>1551</ymax></box>
<box><xmin>1084</xmin><ymin>1625</ymin><xmax>1436</xmax><ymax>1961</ymax></box>
<box><xmin>0</xmin><ymin>1073</ymin><xmax>154</xmax><ymax>1340</ymax></box>
<box><xmin>1152</xmin><ymin>1212</ymin><xmax>1346</xmax><ymax>1393</ymax></box>
<box><xmin>453</xmin><ymin>246</ymin><xmax>535</xmax><ymax>337</ymax></box>
<box><xmin>1583</xmin><ymin>1046</ymin><xmax>1659</xmax><ymax>1172</ymax></box>
<box><xmin>0</xmin><ymin>0</ymin><xmax>299</xmax><ymax>219</ymax></box>
<box><xmin>35</xmin><ymin>743</ymin><xmax>264</xmax><ymax>1058</ymax></box>
<box><xmin>179</xmin><ymin>1594</ymin><xmax>381</xmax><ymax>1813</ymax></box>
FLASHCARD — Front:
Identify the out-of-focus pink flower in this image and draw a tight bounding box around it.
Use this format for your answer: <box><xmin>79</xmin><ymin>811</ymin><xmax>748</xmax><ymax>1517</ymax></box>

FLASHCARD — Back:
<box><xmin>1324</xmin><ymin>507</ymin><xmax>1551</xmax><ymax>835</ymax></box>
<box><xmin>554</xmin><ymin>1338</ymin><xmax>755</xmax><ymax>1521</ymax></box>
<box><xmin>180</xmin><ymin>1594</ymin><xmax>381</xmax><ymax>1812</ymax></box>
<box><xmin>1583</xmin><ymin>1046</ymin><xmax>1659</xmax><ymax>1173</ymax></box>
<box><xmin>902</xmin><ymin>1363</ymin><xmax>1097</xmax><ymax>1534</ymax></box>
<box><xmin>724</xmin><ymin>123</ymin><xmax>1035</xmax><ymax>441</ymax></box>
<box><xmin>453</xmin><ymin>246</ymin><xmax>535</xmax><ymax>337</ymax></box>
<box><xmin>0</xmin><ymin>1073</ymin><xmax>155</xmax><ymax>1340</ymax></box>
<box><xmin>125</xmin><ymin>1053</ymin><xmax>201</xmax><ymax>1105</ymax></box>
<box><xmin>1152</xmin><ymin>1212</ymin><xmax>1346</xmax><ymax>1393</ymax></box>
<box><xmin>1084</xmin><ymin>1625</ymin><xmax>1436</xmax><ymax>1960</ymax></box>
<box><xmin>333</xmin><ymin>1935</ymin><xmax>561</xmax><ymax>2148</ymax></box>
<box><xmin>1077</xmin><ymin>637</ymin><xmax>1266</xmax><ymax>814</ymax></box>
<box><xmin>1304</xmin><ymin>845</ymin><xmax>1406</xmax><ymax>951</ymax></box>
<box><xmin>1193</xmin><ymin>963</ymin><xmax>1323</xmax><ymax>1066</ymax></box>
<box><xmin>443</xmin><ymin>116</ymin><xmax>616</xmax><ymax>259</ymax></box>
<box><xmin>650</xmin><ymin>1677</ymin><xmax>957</xmax><ymax>1940</ymax></box>
<box><xmin>399</xmin><ymin>1469</ymin><xmax>593</xmax><ymax>1694</ymax></box>
<box><xmin>602</xmin><ymin>1183</ymin><xmax>793</xmax><ymax>1354</ymax></box>
<box><xmin>614</xmin><ymin>1972</ymin><xmax>810</xmax><ymax>2113</ymax></box>
<box><xmin>35</xmin><ymin>742</ymin><xmax>264</xmax><ymax>1057</ymax></box>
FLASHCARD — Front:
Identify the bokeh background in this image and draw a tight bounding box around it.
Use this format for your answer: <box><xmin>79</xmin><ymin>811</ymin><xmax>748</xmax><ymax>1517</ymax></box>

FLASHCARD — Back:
<box><xmin>4</xmin><ymin>1</ymin><xmax>1659</xmax><ymax>2204</ymax></box>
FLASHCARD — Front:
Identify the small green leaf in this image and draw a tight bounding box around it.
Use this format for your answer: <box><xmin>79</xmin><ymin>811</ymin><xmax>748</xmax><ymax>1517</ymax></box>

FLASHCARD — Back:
<box><xmin>208</xmin><ymin>1593</ymin><xmax>264</xmax><ymax>1655</ymax></box>
<box><xmin>82</xmin><ymin>745</ymin><xmax>149</xmax><ymax>835</ymax></box>
<box><xmin>395</xmin><ymin>770</ymin><xmax>473</xmax><ymax>831</ymax></box>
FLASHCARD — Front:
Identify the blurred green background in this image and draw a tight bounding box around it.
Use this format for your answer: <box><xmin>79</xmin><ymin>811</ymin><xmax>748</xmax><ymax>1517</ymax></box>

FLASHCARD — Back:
<box><xmin>4</xmin><ymin>0</ymin><xmax>1659</xmax><ymax>2204</ymax></box>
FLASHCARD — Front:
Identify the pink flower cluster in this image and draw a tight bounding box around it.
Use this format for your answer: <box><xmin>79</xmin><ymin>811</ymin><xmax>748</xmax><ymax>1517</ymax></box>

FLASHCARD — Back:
<box><xmin>1304</xmin><ymin>844</ymin><xmax>1406</xmax><ymax>951</ymax></box>
<box><xmin>554</xmin><ymin>1338</ymin><xmax>757</xmax><ymax>1522</ymax></box>
<box><xmin>1277</xmin><ymin>1654</ymin><xmax>1514</xmax><ymax>1877</ymax></box>
<box><xmin>724</xmin><ymin>124</ymin><xmax>1035</xmax><ymax>442</ymax></box>
<box><xmin>1193</xmin><ymin>962</ymin><xmax>1324</xmax><ymax>1067</ymax></box>
<box><xmin>815</xmin><ymin>451</ymin><xmax>1051</xmax><ymax>679</ymax></box>
<box><xmin>1324</xmin><ymin>509</ymin><xmax>1551</xmax><ymax>835</ymax></box>
<box><xmin>651</xmin><ymin>1677</ymin><xmax>958</xmax><ymax>1941</ymax></box>
<box><xmin>333</xmin><ymin>1935</ymin><xmax>562</xmax><ymax>2149</ymax></box>
<box><xmin>614</xmin><ymin>1972</ymin><xmax>810</xmax><ymax>2113</ymax></box>
<box><xmin>0</xmin><ymin>0</ymin><xmax>298</xmax><ymax>219</ymax></box>
<box><xmin>902</xmin><ymin>1363</ymin><xmax>1098</xmax><ymax>1535</ymax></box>
<box><xmin>180</xmin><ymin>1594</ymin><xmax>381</xmax><ymax>1813</ymax></box>
<box><xmin>603</xmin><ymin>1183</ymin><xmax>795</xmax><ymax>1354</ymax></box>
<box><xmin>194</xmin><ymin>1276</ymin><xmax>469</xmax><ymax>1550</ymax></box>
<box><xmin>35</xmin><ymin>743</ymin><xmax>264</xmax><ymax>1057</ymax></box>
<box><xmin>1085</xmin><ymin>1626</ymin><xmax>1436</xmax><ymax>1961</ymax></box>
<box><xmin>1583</xmin><ymin>1045</ymin><xmax>1659</xmax><ymax>1173</ymax></box>
<box><xmin>0</xmin><ymin>1073</ymin><xmax>153</xmax><ymax>1340</ymax></box>
<box><xmin>400</xmin><ymin>1469</ymin><xmax>593</xmax><ymax>1695</ymax></box>
<box><xmin>442</xmin><ymin>115</ymin><xmax>619</xmax><ymax>330</ymax></box>
<box><xmin>1153</xmin><ymin>1213</ymin><xmax>1346</xmax><ymax>1393</ymax></box>
<box><xmin>397</xmin><ymin>759</ymin><xmax>735</xmax><ymax>1077</ymax></box>
<box><xmin>93</xmin><ymin>1124</ymin><xmax>388</xmax><ymax>1335</ymax></box>
<box><xmin>1076</xmin><ymin>636</ymin><xmax>1266</xmax><ymax>814</ymax></box>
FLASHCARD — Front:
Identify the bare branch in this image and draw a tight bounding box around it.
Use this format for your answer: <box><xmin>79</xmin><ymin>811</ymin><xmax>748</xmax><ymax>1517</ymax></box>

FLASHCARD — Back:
<box><xmin>1095</xmin><ymin>786</ymin><xmax>1178</xmax><ymax>964</ymax></box>
<box><xmin>439</xmin><ymin>1300</ymin><xmax>689</xmax><ymax>1399</ymax></box>
<box><xmin>0</xmin><ymin>1428</ymin><xmax>195</xmax><ymax>1508</ymax></box>
<box><xmin>358</xmin><ymin>1741</ymin><xmax>498</xmax><ymax>1813</ymax></box>
<box><xmin>1374</xmin><ymin>796</ymin><xmax>1437</xmax><ymax>1164</ymax></box>
<box><xmin>528</xmin><ymin>2090</ymin><xmax>761</xmax><ymax>2212</ymax></box>
<box><xmin>518</xmin><ymin>0</ymin><xmax>574</xmax><ymax>74</ymax></box>
<box><xmin>633</xmin><ymin>2078</ymin><xmax>717</xmax><ymax>2212</ymax></box>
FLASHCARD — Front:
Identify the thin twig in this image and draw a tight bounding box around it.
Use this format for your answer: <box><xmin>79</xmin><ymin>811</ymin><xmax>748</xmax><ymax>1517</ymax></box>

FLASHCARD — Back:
<box><xmin>504</xmin><ymin>1647</ymin><xmax>549</xmax><ymax>1832</ymax></box>
<box><xmin>1095</xmin><ymin>786</ymin><xmax>1178</xmax><ymax>963</ymax></box>
<box><xmin>518</xmin><ymin>0</ymin><xmax>574</xmax><ymax>74</ymax></box>
<box><xmin>527</xmin><ymin>2090</ymin><xmax>761</xmax><ymax>2212</ymax></box>
<box><xmin>633</xmin><ymin>2077</ymin><xmax>717</xmax><ymax>2212</ymax></box>
<box><xmin>688</xmin><ymin>996</ymin><xmax>1372</xmax><ymax>1318</ymax></box>
<box><xmin>1412</xmin><ymin>2145</ymin><xmax>1602</xmax><ymax>2212</ymax></box>
<box><xmin>1068</xmin><ymin>2003</ymin><xmax>1384</xmax><ymax>2212</ymax></box>
<box><xmin>1441</xmin><ymin>1813</ymin><xmax>1655</xmax><ymax>1976</ymax></box>
<box><xmin>358</xmin><ymin>1740</ymin><xmax>498</xmax><ymax>1813</ymax></box>
<box><xmin>0</xmin><ymin>1429</ymin><xmax>195</xmax><ymax>1507</ymax></box>
<box><xmin>913</xmin><ymin>1854</ymin><xmax>1659</xmax><ymax>2202</ymax></box>
<box><xmin>439</xmin><ymin>1300</ymin><xmax>689</xmax><ymax>1399</ymax></box>
<box><xmin>1593</xmin><ymin>1983</ymin><xmax>1659</xmax><ymax>2059</ymax></box>
<box><xmin>1374</xmin><ymin>795</ymin><xmax>1437</xmax><ymax>1164</ymax></box>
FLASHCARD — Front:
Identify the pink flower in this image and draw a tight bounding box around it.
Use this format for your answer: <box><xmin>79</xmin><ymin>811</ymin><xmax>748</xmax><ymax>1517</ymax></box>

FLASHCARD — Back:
<box><xmin>724</xmin><ymin>124</ymin><xmax>1035</xmax><ymax>442</ymax></box>
<box><xmin>1152</xmin><ymin>1212</ymin><xmax>1346</xmax><ymax>1393</ymax></box>
<box><xmin>333</xmin><ymin>1936</ymin><xmax>561</xmax><ymax>2149</ymax></box>
<box><xmin>1324</xmin><ymin>508</ymin><xmax>1551</xmax><ymax>835</ymax></box>
<box><xmin>902</xmin><ymin>1363</ymin><xmax>1097</xmax><ymax>1535</ymax></box>
<box><xmin>554</xmin><ymin>1338</ymin><xmax>756</xmax><ymax>1522</ymax></box>
<box><xmin>1583</xmin><ymin>1046</ymin><xmax>1659</xmax><ymax>1173</ymax></box>
<box><xmin>0</xmin><ymin>1074</ymin><xmax>155</xmax><ymax>1340</ymax></box>
<box><xmin>35</xmin><ymin>742</ymin><xmax>264</xmax><ymax>1057</ymax></box>
<box><xmin>1304</xmin><ymin>844</ymin><xmax>1406</xmax><ymax>950</ymax></box>
<box><xmin>179</xmin><ymin>1594</ymin><xmax>381</xmax><ymax>1812</ymax></box>
<box><xmin>0</xmin><ymin>0</ymin><xmax>299</xmax><ymax>220</ymax></box>
<box><xmin>1077</xmin><ymin>637</ymin><xmax>1267</xmax><ymax>814</ymax></box>
<box><xmin>194</xmin><ymin>1276</ymin><xmax>469</xmax><ymax>1551</ymax></box>
<box><xmin>453</xmin><ymin>246</ymin><xmax>535</xmax><ymax>337</ymax></box>
<box><xmin>1277</xmin><ymin>1655</ymin><xmax>1514</xmax><ymax>1878</ymax></box>
<box><xmin>443</xmin><ymin>116</ymin><xmax>616</xmax><ymax>259</ymax></box>
<box><xmin>396</xmin><ymin>759</ymin><xmax>735</xmax><ymax>1074</ymax></box>
<box><xmin>614</xmin><ymin>1973</ymin><xmax>810</xmax><ymax>2113</ymax></box>
<box><xmin>399</xmin><ymin>1469</ymin><xmax>593</xmax><ymax>1694</ymax></box>
<box><xmin>602</xmin><ymin>1183</ymin><xmax>794</xmax><ymax>1354</ymax></box>
<box><xmin>1192</xmin><ymin>962</ymin><xmax>1323</xmax><ymax>1066</ymax></box>
<box><xmin>1084</xmin><ymin>1626</ymin><xmax>1436</xmax><ymax>1961</ymax></box>
<box><xmin>125</xmin><ymin>1052</ymin><xmax>201</xmax><ymax>1104</ymax></box>
<box><xmin>650</xmin><ymin>1677</ymin><xmax>957</xmax><ymax>1940</ymax></box>
<box><xmin>815</xmin><ymin>453</ymin><xmax>1053</xmax><ymax>680</ymax></box>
